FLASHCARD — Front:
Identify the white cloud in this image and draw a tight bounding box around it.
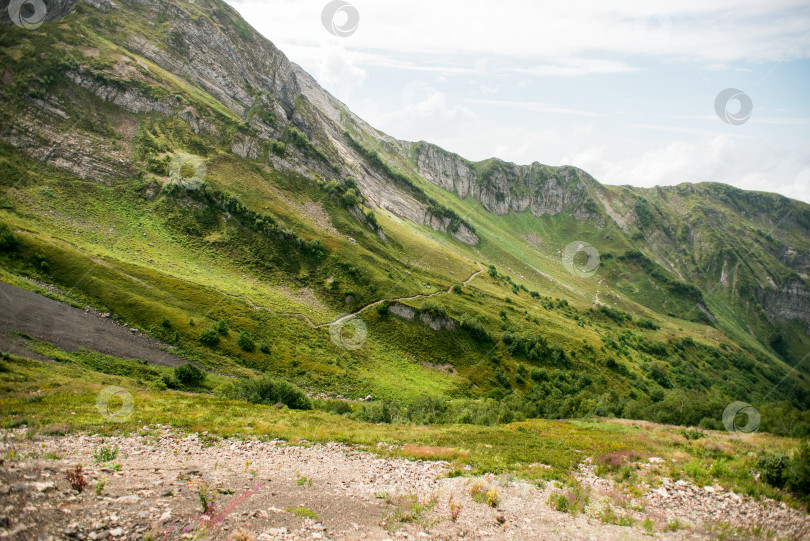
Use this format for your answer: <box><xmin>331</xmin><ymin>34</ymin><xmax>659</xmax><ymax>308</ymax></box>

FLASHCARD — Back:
<box><xmin>468</xmin><ymin>99</ymin><xmax>607</xmax><ymax>117</ymax></box>
<box><xmin>561</xmin><ymin>135</ymin><xmax>810</xmax><ymax>203</ymax></box>
<box><xmin>364</xmin><ymin>89</ymin><xmax>479</xmax><ymax>144</ymax></box>
<box><xmin>228</xmin><ymin>0</ymin><xmax>810</xmax><ymax>74</ymax></box>
<box><xmin>224</xmin><ymin>0</ymin><xmax>810</xmax><ymax>203</ymax></box>
<box><xmin>314</xmin><ymin>46</ymin><xmax>366</xmax><ymax>95</ymax></box>
<box><xmin>505</xmin><ymin>59</ymin><xmax>640</xmax><ymax>77</ymax></box>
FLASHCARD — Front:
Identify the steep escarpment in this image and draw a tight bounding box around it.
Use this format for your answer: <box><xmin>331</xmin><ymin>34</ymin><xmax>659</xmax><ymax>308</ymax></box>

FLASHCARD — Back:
<box><xmin>411</xmin><ymin>141</ymin><xmax>603</xmax><ymax>223</ymax></box>
<box><xmin>0</xmin><ymin>0</ymin><xmax>477</xmax><ymax>243</ymax></box>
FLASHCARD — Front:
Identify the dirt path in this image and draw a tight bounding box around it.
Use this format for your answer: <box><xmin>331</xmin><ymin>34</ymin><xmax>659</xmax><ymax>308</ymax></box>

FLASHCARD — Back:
<box><xmin>0</xmin><ymin>280</ymin><xmax>184</xmax><ymax>367</ymax></box>
<box><xmin>1</xmin><ymin>428</ymin><xmax>807</xmax><ymax>540</ymax></box>
<box><xmin>319</xmin><ymin>263</ymin><xmax>485</xmax><ymax>328</ymax></box>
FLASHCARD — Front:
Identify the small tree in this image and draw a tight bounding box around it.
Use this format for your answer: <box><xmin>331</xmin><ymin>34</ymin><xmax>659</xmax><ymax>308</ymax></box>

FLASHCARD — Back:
<box><xmin>198</xmin><ymin>328</ymin><xmax>220</xmax><ymax>346</ymax></box>
<box><xmin>237</xmin><ymin>331</ymin><xmax>255</xmax><ymax>352</ymax></box>
<box><xmin>0</xmin><ymin>223</ymin><xmax>18</xmax><ymax>253</ymax></box>
<box><xmin>214</xmin><ymin>320</ymin><xmax>229</xmax><ymax>334</ymax></box>
<box><xmin>175</xmin><ymin>363</ymin><xmax>206</xmax><ymax>386</ymax></box>
<box><xmin>231</xmin><ymin>375</ymin><xmax>312</xmax><ymax>410</ymax></box>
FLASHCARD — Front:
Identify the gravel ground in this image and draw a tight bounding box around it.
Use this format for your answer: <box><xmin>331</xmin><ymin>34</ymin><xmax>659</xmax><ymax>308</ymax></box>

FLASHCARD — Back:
<box><xmin>0</xmin><ymin>281</ymin><xmax>183</xmax><ymax>367</ymax></box>
<box><xmin>0</xmin><ymin>427</ymin><xmax>807</xmax><ymax>540</ymax></box>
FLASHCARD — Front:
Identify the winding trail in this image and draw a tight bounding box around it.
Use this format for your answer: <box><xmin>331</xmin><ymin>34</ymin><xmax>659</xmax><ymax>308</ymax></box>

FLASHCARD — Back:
<box><xmin>321</xmin><ymin>263</ymin><xmax>485</xmax><ymax>327</ymax></box>
<box><xmin>138</xmin><ymin>262</ymin><xmax>487</xmax><ymax>332</ymax></box>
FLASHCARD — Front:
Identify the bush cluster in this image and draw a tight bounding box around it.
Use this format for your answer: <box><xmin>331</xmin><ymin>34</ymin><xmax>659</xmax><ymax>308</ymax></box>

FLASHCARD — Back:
<box><xmin>229</xmin><ymin>374</ymin><xmax>312</xmax><ymax>410</ymax></box>
<box><xmin>757</xmin><ymin>441</ymin><xmax>810</xmax><ymax>497</ymax></box>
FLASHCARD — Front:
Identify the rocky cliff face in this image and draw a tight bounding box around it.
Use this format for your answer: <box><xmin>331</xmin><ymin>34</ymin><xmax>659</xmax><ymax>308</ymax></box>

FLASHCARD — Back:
<box><xmin>412</xmin><ymin>142</ymin><xmax>602</xmax><ymax>223</ymax></box>
<box><xmin>760</xmin><ymin>280</ymin><xmax>810</xmax><ymax>333</ymax></box>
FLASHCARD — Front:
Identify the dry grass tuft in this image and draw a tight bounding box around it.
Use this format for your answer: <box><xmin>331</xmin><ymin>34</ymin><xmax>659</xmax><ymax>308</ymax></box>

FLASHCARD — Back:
<box><xmin>401</xmin><ymin>444</ymin><xmax>469</xmax><ymax>461</ymax></box>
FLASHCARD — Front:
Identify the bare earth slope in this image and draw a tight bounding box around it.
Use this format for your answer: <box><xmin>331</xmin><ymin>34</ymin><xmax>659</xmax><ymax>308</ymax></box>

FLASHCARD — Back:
<box><xmin>0</xmin><ymin>281</ymin><xmax>183</xmax><ymax>367</ymax></box>
<box><xmin>1</xmin><ymin>428</ymin><xmax>808</xmax><ymax>540</ymax></box>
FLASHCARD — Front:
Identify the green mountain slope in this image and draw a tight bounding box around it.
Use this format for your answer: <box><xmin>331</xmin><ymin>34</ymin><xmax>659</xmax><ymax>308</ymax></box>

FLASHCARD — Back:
<box><xmin>1</xmin><ymin>0</ymin><xmax>809</xmax><ymax>432</ymax></box>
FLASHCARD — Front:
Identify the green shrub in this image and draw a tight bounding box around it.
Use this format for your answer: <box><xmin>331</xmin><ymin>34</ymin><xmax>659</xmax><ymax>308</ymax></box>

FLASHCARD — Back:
<box><xmin>460</xmin><ymin>314</ymin><xmax>491</xmax><ymax>342</ymax></box>
<box><xmin>93</xmin><ymin>444</ymin><xmax>119</xmax><ymax>463</ymax></box>
<box><xmin>648</xmin><ymin>362</ymin><xmax>672</xmax><ymax>388</ymax></box>
<box><xmin>259</xmin><ymin>342</ymin><xmax>270</xmax><ymax>354</ymax></box>
<box><xmin>420</xmin><ymin>299</ymin><xmax>448</xmax><ymax>319</ymax></box>
<box><xmin>530</xmin><ymin>367</ymin><xmax>549</xmax><ymax>382</ymax></box>
<box><xmin>230</xmin><ymin>375</ymin><xmax>312</xmax><ymax>410</ymax></box>
<box><xmin>758</xmin><ymin>453</ymin><xmax>790</xmax><ymax>488</ymax></box>
<box><xmin>175</xmin><ymin>363</ymin><xmax>206</xmax><ymax>387</ymax></box>
<box><xmin>269</xmin><ymin>140</ymin><xmax>286</xmax><ymax>156</ymax></box>
<box><xmin>314</xmin><ymin>399</ymin><xmax>353</xmax><ymax>415</ymax></box>
<box><xmin>494</xmin><ymin>368</ymin><xmax>511</xmax><ymax>388</ymax></box>
<box><xmin>789</xmin><ymin>440</ymin><xmax>810</xmax><ymax>495</ymax></box>
<box><xmin>161</xmin><ymin>374</ymin><xmax>177</xmax><ymax>389</ymax></box>
<box><xmin>637</xmin><ymin>318</ymin><xmax>660</xmax><ymax>330</ymax></box>
<box><xmin>198</xmin><ymin>328</ymin><xmax>220</xmax><ymax>346</ymax></box>
<box><xmin>0</xmin><ymin>223</ymin><xmax>18</xmax><ymax>253</ymax></box>
<box><xmin>237</xmin><ymin>331</ymin><xmax>255</xmax><ymax>352</ymax></box>
<box><xmin>214</xmin><ymin>320</ymin><xmax>229</xmax><ymax>334</ymax></box>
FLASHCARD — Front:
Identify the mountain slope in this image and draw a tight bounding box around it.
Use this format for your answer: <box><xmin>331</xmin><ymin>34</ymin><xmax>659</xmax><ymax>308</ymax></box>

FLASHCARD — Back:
<box><xmin>1</xmin><ymin>0</ymin><xmax>809</xmax><ymax>431</ymax></box>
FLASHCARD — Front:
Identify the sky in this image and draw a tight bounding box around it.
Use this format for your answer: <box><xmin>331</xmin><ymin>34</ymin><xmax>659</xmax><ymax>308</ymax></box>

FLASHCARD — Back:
<box><xmin>225</xmin><ymin>0</ymin><xmax>810</xmax><ymax>203</ymax></box>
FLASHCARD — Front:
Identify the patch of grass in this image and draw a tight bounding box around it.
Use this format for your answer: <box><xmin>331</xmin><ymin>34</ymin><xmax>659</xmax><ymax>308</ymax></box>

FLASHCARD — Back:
<box><xmin>547</xmin><ymin>477</ymin><xmax>590</xmax><ymax>516</ymax></box>
<box><xmin>383</xmin><ymin>493</ymin><xmax>438</xmax><ymax>530</ymax></box>
<box><xmin>598</xmin><ymin>503</ymin><xmax>635</xmax><ymax>527</ymax></box>
<box><xmin>400</xmin><ymin>444</ymin><xmax>469</xmax><ymax>462</ymax></box>
<box><xmin>95</xmin><ymin>477</ymin><xmax>107</xmax><ymax>495</ymax></box>
<box><xmin>195</xmin><ymin>480</ymin><xmax>217</xmax><ymax>514</ymax></box>
<box><xmin>286</xmin><ymin>506</ymin><xmax>318</xmax><ymax>520</ymax></box>
<box><xmin>93</xmin><ymin>444</ymin><xmax>119</xmax><ymax>463</ymax></box>
<box><xmin>469</xmin><ymin>481</ymin><xmax>499</xmax><ymax>507</ymax></box>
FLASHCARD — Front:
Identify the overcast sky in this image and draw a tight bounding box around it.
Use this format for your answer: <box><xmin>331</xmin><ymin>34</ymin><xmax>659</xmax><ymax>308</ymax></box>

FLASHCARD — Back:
<box><xmin>226</xmin><ymin>0</ymin><xmax>810</xmax><ymax>203</ymax></box>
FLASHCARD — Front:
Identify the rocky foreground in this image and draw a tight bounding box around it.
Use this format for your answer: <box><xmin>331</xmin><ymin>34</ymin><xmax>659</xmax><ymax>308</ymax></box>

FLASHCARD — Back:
<box><xmin>0</xmin><ymin>427</ymin><xmax>807</xmax><ymax>540</ymax></box>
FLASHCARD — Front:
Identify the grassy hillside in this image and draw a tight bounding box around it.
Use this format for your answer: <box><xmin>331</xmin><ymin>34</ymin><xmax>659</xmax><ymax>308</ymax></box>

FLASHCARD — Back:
<box><xmin>0</xmin><ymin>0</ymin><xmax>809</xmax><ymax>438</ymax></box>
